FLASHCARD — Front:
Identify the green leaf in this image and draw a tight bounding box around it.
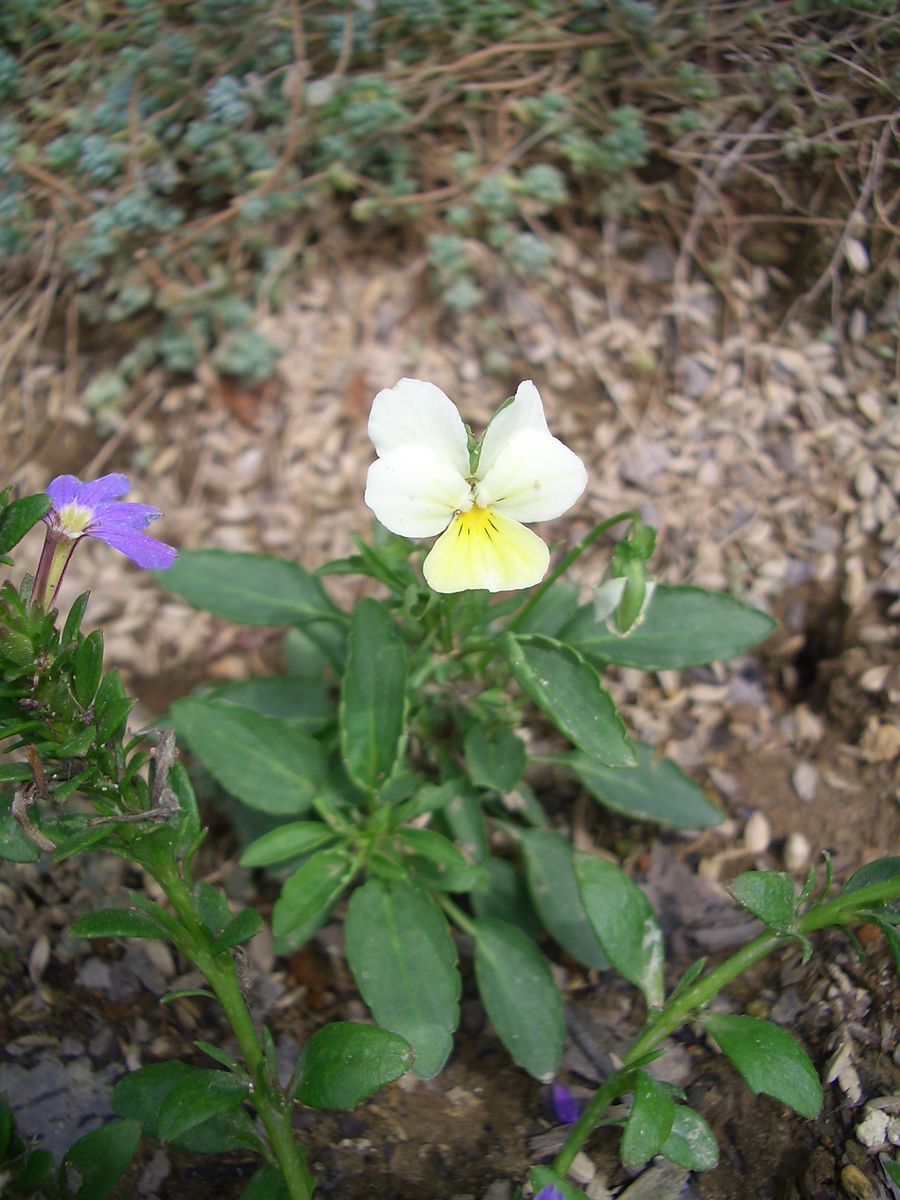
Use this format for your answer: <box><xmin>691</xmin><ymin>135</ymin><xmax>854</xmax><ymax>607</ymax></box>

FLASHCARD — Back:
<box><xmin>241</xmin><ymin>1166</ymin><xmax>291</xmax><ymax>1200</ymax></box>
<box><xmin>513</xmin><ymin>579</ymin><xmax>581</xmax><ymax>637</ymax></box>
<box><xmin>60</xmin><ymin>1119</ymin><xmax>141</xmax><ymax>1200</ymax></box>
<box><xmin>464</xmin><ymin>725</ymin><xmax>526</xmax><ymax>792</ymax></box>
<box><xmin>240</xmin><ymin>820</ymin><xmax>338</xmax><ymax>868</ymax></box>
<box><xmin>503</xmin><ymin>634</ymin><xmax>634</xmax><ymax>768</ymax></box>
<box><xmin>346</xmin><ymin>879</ymin><xmax>460</xmax><ymax>1079</ymax></box>
<box><xmin>171</xmin><ymin>698</ymin><xmax>327</xmax><ymax>815</ymax></box>
<box><xmin>272</xmin><ymin>846</ymin><xmax>355</xmax><ymax>946</ymax></box>
<box><xmin>70</xmin><ymin>907</ymin><xmax>168</xmax><ymax>940</ymax></box>
<box><xmin>340</xmin><ymin>598</ymin><xmax>407</xmax><ymax>793</ymax></box>
<box><xmin>620</xmin><ymin>1070</ymin><xmax>676</xmax><ymax>1167</ymax></box>
<box><xmin>294</xmin><ymin>1021</ymin><xmax>414</xmax><ymax>1110</ymax></box>
<box><xmin>157</xmin><ymin>1071</ymin><xmax>250</xmax><ymax>1143</ymax></box>
<box><xmin>703</xmin><ymin>1013</ymin><xmax>822</xmax><ymax>1118</ymax></box>
<box><xmin>439</xmin><ymin>787</ymin><xmax>490</xmax><ymax>864</ymax></box>
<box><xmin>660</xmin><ymin>1105</ymin><xmax>719</xmax><ymax>1170</ymax></box>
<box><xmin>0</xmin><ymin>493</ymin><xmax>52</xmax><ymax>555</ymax></box>
<box><xmin>471</xmin><ymin>858</ymin><xmax>542</xmax><ymax>936</ymax></box>
<box><xmin>214</xmin><ymin>907</ymin><xmax>264</xmax><ymax>950</ymax></box>
<box><xmin>572</xmin><ymin>741</ymin><xmax>723</xmax><ymax>829</ymax></box>
<box><xmin>519</xmin><ymin>829</ymin><xmax>609</xmax><ymax>969</ymax></box>
<box><xmin>157</xmin><ymin>548</ymin><xmax>341</xmax><ymax>627</ymax></box>
<box><xmin>841</xmin><ymin>857</ymin><xmax>900</xmax><ymax>910</ymax></box>
<box><xmin>394</xmin><ymin>826</ymin><xmax>485</xmax><ymax>892</ymax></box>
<box><xmin>73</xmin><ymin>630</ymin><xmax>104</xmax><ymax>708</ymax></box>
<box><xmin>562</xmin><ymin>584</ymin><xmax>776</xmax><ymax>670</ymax></box>
<box><xmin>0</xmin><ymin>790</ymin><xmax>40</xmax><ymax>862</ymax></box>
<box><xmin>574</xmin><ymin>852</ymin><xmax>665</xmax><ymax>1007</ymax></box>
<box><xmin>203</xmin><ymin>675</ymin><xmax>334</xmax><ymax>733</ymax></box>
<box><xmin>729</xmin><ymin>871</ymin><xmax>797</xmax><ymax>933</ymax></box>
<box><xmin>112</xmin><ymin>1062</ymin><xmax>195</xmax><ymax>1135</ymax></box>
<box><xmin>472</xmin><ymin>916</ymin><xmax>564</xmax><ymax>1081</ymax></box>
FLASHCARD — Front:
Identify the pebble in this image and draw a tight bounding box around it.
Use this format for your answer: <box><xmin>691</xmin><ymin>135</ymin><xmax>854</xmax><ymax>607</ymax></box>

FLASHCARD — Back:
<box><xmin>570</xmin><ymin>1151</ymin><xmax>596</xmax><ymax>1186</ymax></box>
<box><xmin>856</xmin><ymin>1106</ymin><xmax>889</xmax><ymax>1148</ymax></box>
<box><xmin>743</xmin><ymin>811</ymin><xmax>771</xmax><ymax>854</ymax></box>
<box><xmin>840</xmin><ymin>1163</ymin><xmax>873</xmax><ymax>1199</ymax></box>
<box><xmin>783</xmin><ymin>831</ymin><xmax>811</xmax><ymax>873</ymax></box>
<box><xmin>792</xmin><ymin>762</ymin><xmax>819</xmax><ymax>803</ymax></box>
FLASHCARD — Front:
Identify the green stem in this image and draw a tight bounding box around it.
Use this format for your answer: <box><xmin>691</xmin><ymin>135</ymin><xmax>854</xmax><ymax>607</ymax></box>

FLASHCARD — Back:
<box><xmin>506</xmin><ymin>511</ymin><xmax>640</xmax><ymax>634</ymax></box>
<box><xmin>552</xmin><ymin>874</ymin><xmax>900</xmax><ymax>1177</ymax></box>
<box><xmin>155</xmin><ymin>865</ymin><xmax>313</xmax><ymax>1200</ymax></box>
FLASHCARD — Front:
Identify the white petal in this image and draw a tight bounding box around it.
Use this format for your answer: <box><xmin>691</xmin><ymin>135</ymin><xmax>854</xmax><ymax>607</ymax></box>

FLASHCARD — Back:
<box><xmin>475</xmin><ymin>428</ymin><xmax>587</xmax><ymax>523</ymax></box>
<box><xmin>365</xmin><ymin>446</ymin><xmax>471</xmax><ymax>538</ymax></box>
<box><xmin>423</xmin><ymin>508</ymin><xmax>549</xmax><ymax>594</ymax></box>
<box><xmin>369</xmin><ymin>378</ymin><xmax>470</xmax><ymax>476</ymax></box>
<box><xmin>477</xmin><ymin>380</ymin><xmax>550</xmax><ymax>477</ymax></box>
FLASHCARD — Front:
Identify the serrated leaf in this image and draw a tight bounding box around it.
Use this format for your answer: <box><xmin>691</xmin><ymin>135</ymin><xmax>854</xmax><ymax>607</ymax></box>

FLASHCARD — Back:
<box><xmin>171</xmin><ymin>698</ymin><xmax>327</xmax><ymax>815</ymax></box>
<box><xmin>729</xmin><ymin>871</ymin><xmax>797</xmax><ymax>933</ymax></box>
<box><xmin>340</xmin><ymin>598</ymin><xmax>407</xmax><ymax>793</ymax></box>
<box><xmin>240</xmin><ymin>820</ymin><xmax>338</xmax><ymax>868</ymax></box>
<box><xmin>503</xmin><ymin>634</ymin><xmax>634</xmax><ymax>768</ymax></box>
<box><xmin>346</xmin><ymin>879</ymin><xmax>459</xmax><ymax>1079</ymax></box>
<box><xmin>472</xmin><ymin>916</ymin><xmax>564</xmax><ymax>1081</ymax></box>
<box><xmin>620</xmin><ymin>1070</ymin><xmax>676</xmax><ymax>1167</ymax></box>
<box><xmin>60</xmin><ymin>1119</ymin><xmax>141</xmax><ymax>1200</ymax></box>
<box><xmin>703</xmin><ymin>1013</ymin><xmax>822</xmax><ymax>1118</ymax></box>
<box><xmin>272</xmin><ymin>846</ymin><xmax>354</xmax><ymax>945</ymax></box>
<box><xmin>157</xmin><ymin>548</ymin><xmax>340</xmax><ymax>627</ymax></box>
<box><xmin>660</xmin><ymin>1105</ymin><xmax>719</xmax><ymax>1170</ymax></box>
<box><xmin>294</xmin><ymin>1022</ymin><xmax>414</xmax><ymax>1110</ymax></box>
<box><xmin>574</xmin><ymin>852</ymin><xmax>664</xmax><ymax>1007</ymax></box>
<box><xmin>572</xmin><ymin>741</ymin><xmax>723</xmax><ymax>829</ymax></box>
<box><xmin>70</xmin><ymin>907</ymin><xmax>168</xmax><ymax>940</ymax></box>
<box><xmin>157</xmin><ymin>1071</ymin><xmax>249</xmax><ymax>1142</ymax></box>
<box><xmin>519</xmin><ymin>829</ymin><xmax>608</xmax><ymax>969</ymax></box>
<box><xmin>463</xmin><ymin>725</ymin><xmax>526</xmax><ymax>792</ymax></box>
<box><xmin>561</xmin><ymin>584</ymin><xmax>776</xmax><ymax>670</ymax></box>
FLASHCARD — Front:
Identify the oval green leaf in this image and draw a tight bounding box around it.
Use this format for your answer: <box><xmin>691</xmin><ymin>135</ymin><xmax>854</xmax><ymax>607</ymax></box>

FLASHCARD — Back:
<box><xmin>157</xmin><ymin>548</ymin><xmax>340</xmax><ymax>627</ymax></box>
<box><xmin>503</xmin><ymin>634</ymin><xmax>634</xmax><ymax>767</ymax></box>
<box><xmin>204</xmin><ymin>675</ymin><xmax>333</xmax><ymax>733</ymax></box>
<box><xmin>394</xmin><ymin>827</ymin><xmax>485</xmax><ymax>892</ymax></box>
<box><xmin>472</xmin><ymin>916</ymin><xmax>564</xmax><ymax>1081</ymax></box>
<box><xmin>294</xmin><ymin>1021</ymin><xmax>414</xmax><ymax>1110</ymax></box>
<box><xmin>61</xmin><ymin>1119</ymin><xmax>141</xmax><ymax>1200</ymax></box>
<box><xmin>463</xmin><ymin>725</ymin><xmax>526</xmax><ymax>793</ymax></box>
<box><xmin>157</xmin><ymin>1071</ymin><xmax>250</xmax><ymax>1143</ymax></box>
<box><xmin>345</xmin><ymin>879</ymin><xmax>460</xmax><ymax>1079</ymax></box>
<box><xmin>620</xmin><ymin>1070</ymin><xmax>676</xmax><ymax>1167</ymax></box>
<box><xmin>70</xmin><ymin>907</ymin><xmax>169</xmax><ymax>940</ymax></box>
<box><xmin>729</xmin><ymin>871</ymin><xmax>797</xmax><ymax>933</ymax></box>
<box><xmin>574</xmin><ymin>852</ymin><xmax>664</xmax><ymax>1007</ymax></box>
<box><xmin>519</xmin><ymin>829</ymin><xmax>609</xmax><ymax>969</ymax></box>
<box><xmin>272</xmin><ymin>846</ymin><xmax>354</xmax><ymax>946</ymax></box>
<box><xmin>661</xmin><ymin>1104</ymin><xmax>719</xmax><ymax>1171</ymax></box>
<box><xmin>240</xmin><ymin>820</ymin><xmax>338</xmax><ymax>868</ymax></box>
<box><xmin>561</xmin><ymin>584</ymin><xmax>776</xmax><ymax>670</ymax></box>
<box><xmin>340</xmin><ymin>598</ymin><xmax>407</xmax><ymax>793</ymax></box>
<box><xmin>171</xmin><ymin>698</ymin><xmax>327</xmax><ymax>815</ymax></box>
<box><xmin>572</xmin><ymin>741</ymin><xmax>723</xmax><ymax>829</ymax></box>
<box><xmin>703</xmin><ymin>1013</ymin><xmax>822</xmax><ymax>1118</ymax></box>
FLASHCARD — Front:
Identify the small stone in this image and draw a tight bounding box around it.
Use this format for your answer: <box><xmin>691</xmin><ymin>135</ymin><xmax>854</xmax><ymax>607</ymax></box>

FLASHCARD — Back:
<box><xmin>744</xmin><ymin>811</ymin><xmax>771</xmax><ymax>854</ymax></box>
<box><xmin>792</xmin><ymin>762</ymin><xmax>819</xmax><ymax>803</ymax></box>
<box><xmin>856</xmin><ymin>1106</ymin><xmax>889</xmax><ymax>1148</ymax></box>
<box><xmin>570</xmin><ymin>1151</ymin><xmax>596</xmax><ymax>1186</ymax></box>
<box><xmin>844</xmin><ymin>238</ymin><xmax>870</xmax><ymax>273</ymax></box>
<box><xmin>784</xmin><ymin>832</ymin><xmax>811</xmax><ymax>873</ymax></box>
<box><xmin>840</xmin><ymin>1163</ymin><xmax>873</xmax><ymax>1199</ymax></box>
<box><xmin>854</xmin><ymin>460</ymin><xmax>880</xmax><ymax>500</ymax></box>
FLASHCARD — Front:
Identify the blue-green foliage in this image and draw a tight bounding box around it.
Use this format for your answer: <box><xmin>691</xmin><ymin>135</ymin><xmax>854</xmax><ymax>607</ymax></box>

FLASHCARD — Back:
<box><xmin>0</xmin><ymin>0</ymin><xmax>892</xmax><ymax>381</ymax></box>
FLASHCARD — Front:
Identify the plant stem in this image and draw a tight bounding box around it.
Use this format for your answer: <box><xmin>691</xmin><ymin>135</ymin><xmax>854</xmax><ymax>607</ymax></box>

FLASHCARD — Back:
<box><xmin>506</xmin><ymin>511</ymin><xmax>640</xmax><ymax>634</ymax></box>
<box><xmin>552</xmin><ymin>874</ymin><xmax>900</xmax><ymax>1177</ymax></box>
<box><xmin>156</xmin><ymin>865</ymin><xmax>314</xmax><ymax>1200</ymax></box>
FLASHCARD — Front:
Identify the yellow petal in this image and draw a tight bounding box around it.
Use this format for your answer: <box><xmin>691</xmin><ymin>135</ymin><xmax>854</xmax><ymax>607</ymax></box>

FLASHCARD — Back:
<box><xmin>423</xmin><ymin>507</ymin><xmax>549</xmax><ymax>594</ymax></box>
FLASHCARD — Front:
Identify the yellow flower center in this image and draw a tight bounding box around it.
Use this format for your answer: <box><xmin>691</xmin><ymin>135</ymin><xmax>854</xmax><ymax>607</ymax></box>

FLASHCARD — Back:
<box><xmin>453</xmin><ymin>505</ymin><xmax>500</xmax><ymax>541</ymax></box>
<box><xmin>55</xmin><ymin>501</ymin><xmax>94</xmax><ymax>538</ymax></box>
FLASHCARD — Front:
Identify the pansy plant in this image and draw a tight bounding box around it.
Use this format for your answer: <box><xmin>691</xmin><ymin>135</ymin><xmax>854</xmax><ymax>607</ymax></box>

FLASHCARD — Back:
<box><xmin>0</xmin><ymin>399</ymin><xmax>897</xmax><ymax>1200</ymax></box>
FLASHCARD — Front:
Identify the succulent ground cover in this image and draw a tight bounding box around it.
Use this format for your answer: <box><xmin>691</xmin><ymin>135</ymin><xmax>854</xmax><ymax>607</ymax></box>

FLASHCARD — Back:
<box><xmin>1</xmin><ymin>3</ymin><xmax>899</xmax><ymax>1198</ymax></box>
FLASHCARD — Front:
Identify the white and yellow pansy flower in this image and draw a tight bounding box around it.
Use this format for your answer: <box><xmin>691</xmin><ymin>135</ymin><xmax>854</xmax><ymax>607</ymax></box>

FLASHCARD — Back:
<box><xmin>364</xmin><ymin>378</ymin><xmax>587</xmax><ymax>594</ymax></box>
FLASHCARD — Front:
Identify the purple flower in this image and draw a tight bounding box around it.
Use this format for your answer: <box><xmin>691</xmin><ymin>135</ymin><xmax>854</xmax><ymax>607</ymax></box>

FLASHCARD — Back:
<box><xmin>34</xmin><ymin>473</ymin><xmax>176</xmax><ymax>606</ymax></box>
<box><xmin>551</xmin><ymin>1082</ymin><xmax>581</xmax><ymax>1125</ymax></box>
<box><xmin>535</xmin><ymin>1187</ymin><xmax>565</xmax><ymax>1200</ymax></box>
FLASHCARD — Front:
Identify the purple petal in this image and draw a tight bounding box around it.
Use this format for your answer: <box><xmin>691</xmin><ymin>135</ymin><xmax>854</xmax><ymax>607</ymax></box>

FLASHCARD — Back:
<box><xmin>91</xmin><ymin>501</ymin><xmax>163</xmax><ymax>532</ymax></box>
<box><xmin>551</xmin><ymin>1083</ymin><xmax>581</xmax><ymax>1125</ymax></box>
<box><xmin>92</xmin><ymin>527</ymin><xmax>177</xmax><ymax>569</ymax></box>
<box><xmin>45</xmin><ymin>475</ymin><xmax>83</xmax><ymax>508</ymax></box>
<box><xmin>76</xmin><ymin>474</ymin><xmax>131</xmax><ymax>507</ymax></box>
<box><xmin>535</xmin><ymin>1188</ymin><xmax>565</xmax><ymax>1200</ymax></box>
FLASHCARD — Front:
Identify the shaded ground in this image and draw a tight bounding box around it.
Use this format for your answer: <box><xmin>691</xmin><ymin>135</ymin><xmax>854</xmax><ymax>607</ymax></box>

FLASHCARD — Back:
<box><xmin>1</xmin><ymin>240</ymin><xmax>899</xmax><ymax>1197</ymax></box>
